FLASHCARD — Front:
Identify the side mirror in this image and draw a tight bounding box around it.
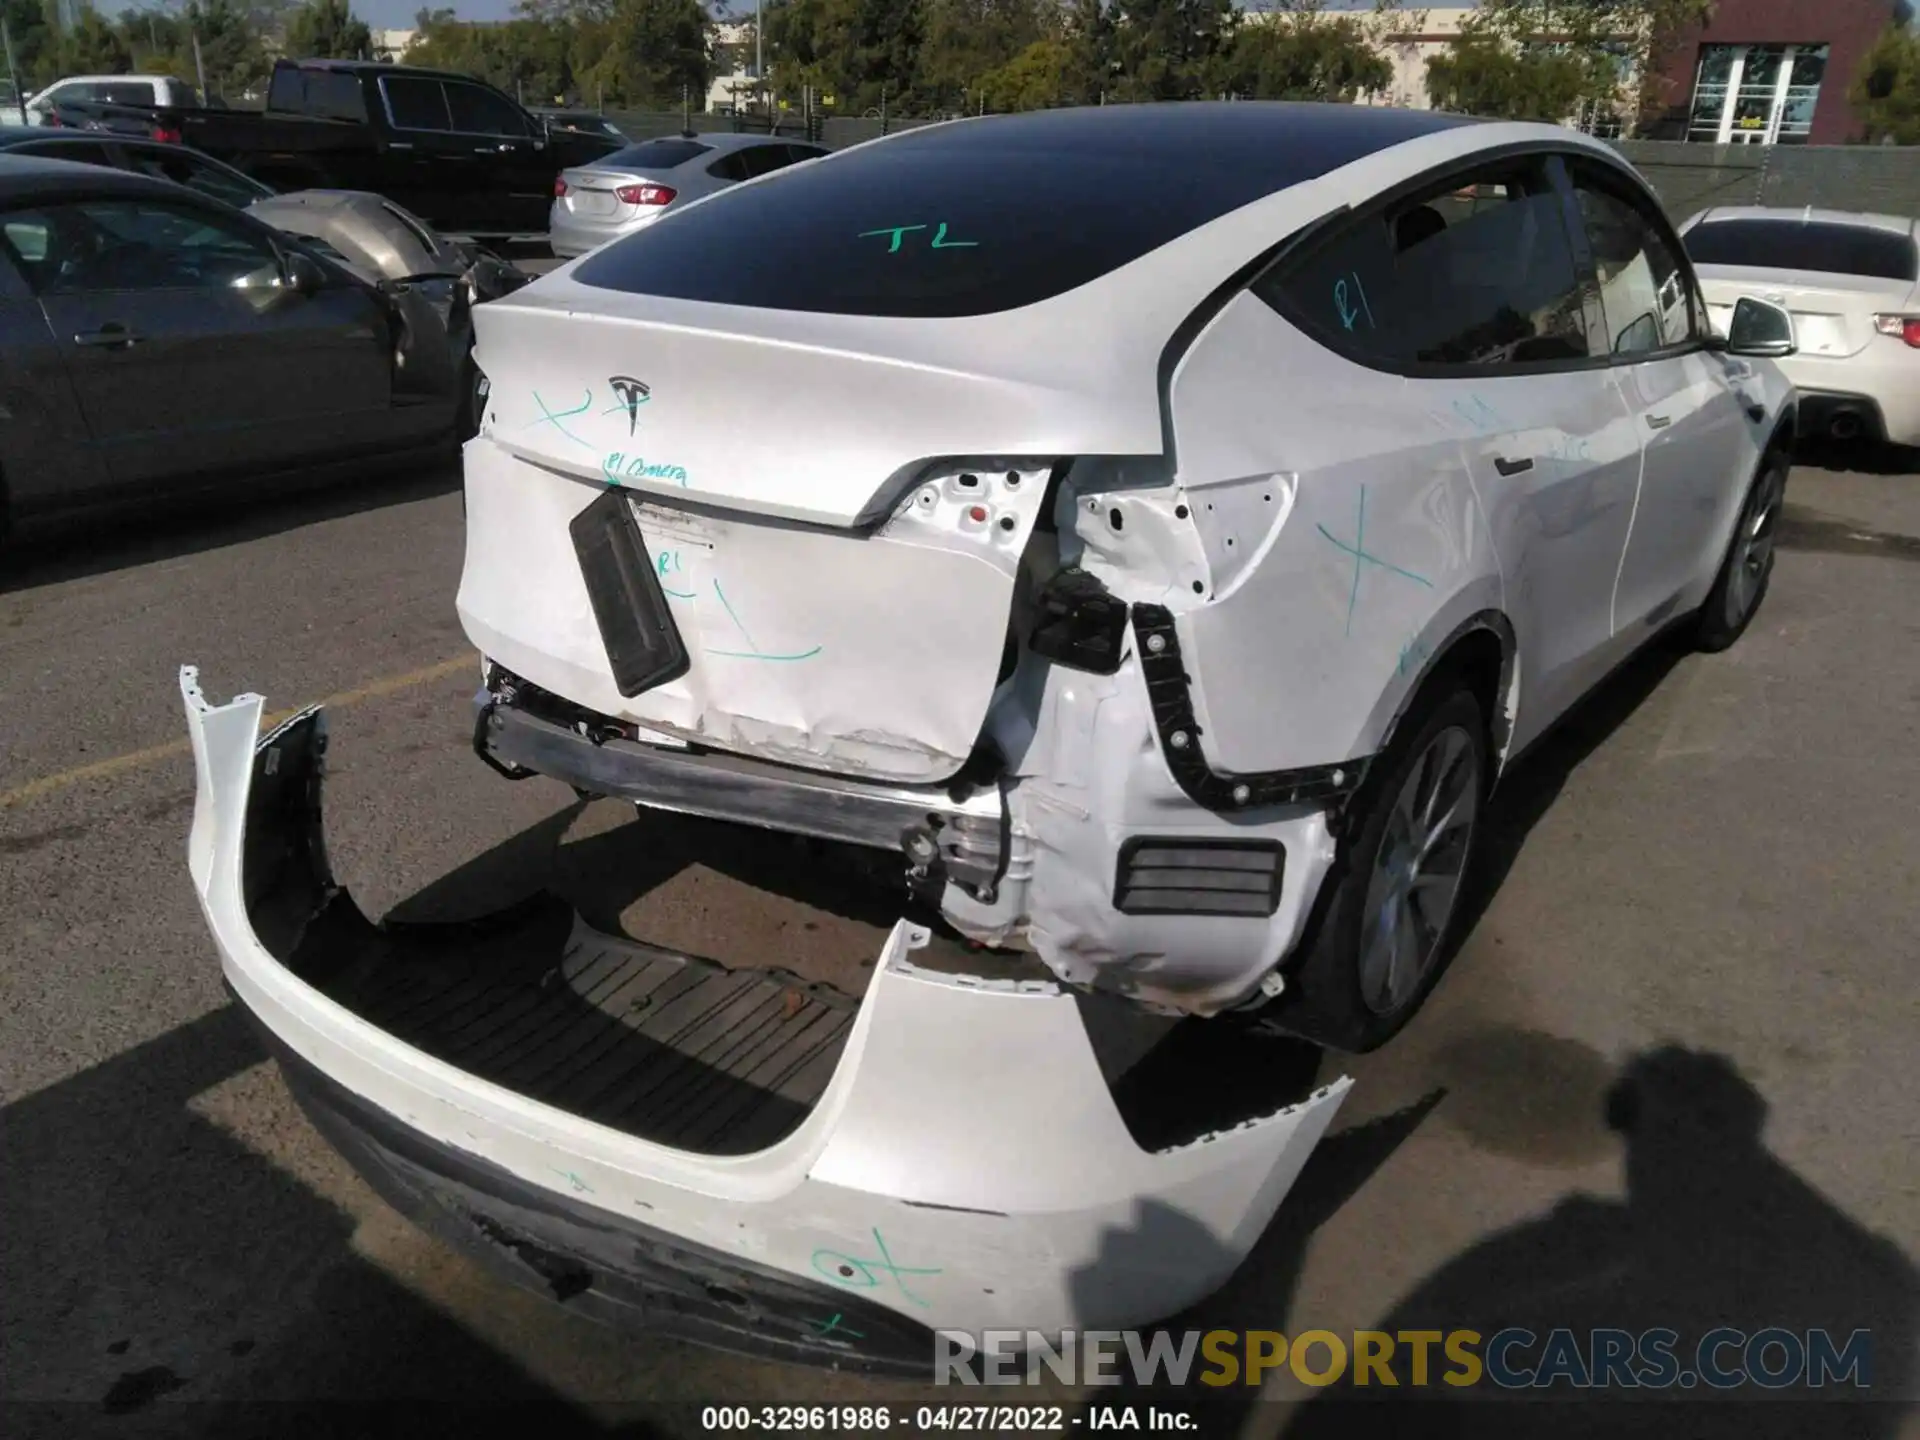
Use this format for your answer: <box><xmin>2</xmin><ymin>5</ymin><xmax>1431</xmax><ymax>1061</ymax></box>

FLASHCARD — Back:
<box><xmin>1725</xmin><ymin>295</ymin><xmax>1795</xmax><ymax>358</ymax></box>
<box><xmin>282</xmin><ymin>249</ymin><xmax>328</xmax><ymax>296</ymax></box>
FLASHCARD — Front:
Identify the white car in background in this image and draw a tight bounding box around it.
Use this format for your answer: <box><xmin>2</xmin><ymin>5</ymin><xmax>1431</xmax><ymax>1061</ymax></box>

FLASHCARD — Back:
<box><xmin>180</xmin><ymin>106</ymin><xmax>1799</xmax><ymax>1363</ymax></box>
<box><xmin>548</xmin><ymin>131</ymin><xmax>830</xmax><ymax>257</ymax></box>
<box><xmin>1680</xmin><ymin>206</ymin><xmax>1920</xmax><ymax>448</ymax></box>
<box><xmin>24</xmin><ymin>74</ymin><xmax>199</xmax><ymax>125</ymax></box>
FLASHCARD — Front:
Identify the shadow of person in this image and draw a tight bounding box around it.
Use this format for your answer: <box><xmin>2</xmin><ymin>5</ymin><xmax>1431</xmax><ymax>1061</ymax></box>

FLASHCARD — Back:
<box><xmin>1058</xmin><ymin>1092</ymin><xmax>1446</xmax><ymax>1431</ymax></box>
<box><xmin>1281</xmin><ymin>1047</ymin><xmax>1918</xmax><ymax>1438</ymax></box>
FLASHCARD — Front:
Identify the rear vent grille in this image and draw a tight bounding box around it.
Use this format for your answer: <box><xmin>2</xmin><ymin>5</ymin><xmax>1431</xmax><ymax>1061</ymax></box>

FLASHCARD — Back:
<box><xmin>1113</xmin><ymin>838</ymin><xmax>1285</xmax><ymax>917</ymax></box>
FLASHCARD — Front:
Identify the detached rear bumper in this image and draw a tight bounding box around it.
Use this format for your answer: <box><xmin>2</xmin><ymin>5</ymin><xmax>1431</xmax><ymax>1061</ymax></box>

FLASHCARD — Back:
<box><xmin>181</xmin><ymin>666</ymin><xmax>1349</xmax><ymax>1368</ymax></box>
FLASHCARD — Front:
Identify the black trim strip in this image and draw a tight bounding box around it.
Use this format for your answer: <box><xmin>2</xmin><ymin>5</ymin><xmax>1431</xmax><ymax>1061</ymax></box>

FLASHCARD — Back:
<box><xmin>1130</xmin><ymin>603</ymin><xmax>1370</xmax><ymax>813</ymax></box>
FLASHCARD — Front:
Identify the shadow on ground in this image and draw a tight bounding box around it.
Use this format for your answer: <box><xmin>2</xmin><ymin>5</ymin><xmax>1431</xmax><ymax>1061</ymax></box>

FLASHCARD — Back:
<box><xmin>1793</xmin><ymin>438</ymin><xmax>1920</xmax><ymax>478</ymax></box>
<box><xmin>0</xmin><ymin>459</ymin><xmax>461</xmax><ymax>596</ymax></box>
<box><xmin>1058</xmin><ymin>1049</ymin><xmax>1915</xmax><ymax>1440</ymax></box>
<box><xmin>0</xmin><ymin>1004</ymin><xmax>661</xmax><ymax>1436</ymax></box>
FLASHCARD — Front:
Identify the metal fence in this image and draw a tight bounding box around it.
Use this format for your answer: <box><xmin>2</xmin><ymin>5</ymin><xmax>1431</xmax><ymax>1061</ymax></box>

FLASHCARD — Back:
<box><xmin>1608</xmin><ymin>141</ymin><xmax>1920</xmax><ymax>221</ymax></box>
<box><xmin>597</xmin><ymin>108</ymin><xmax>1919</xmax><ymax>221</ymax></box>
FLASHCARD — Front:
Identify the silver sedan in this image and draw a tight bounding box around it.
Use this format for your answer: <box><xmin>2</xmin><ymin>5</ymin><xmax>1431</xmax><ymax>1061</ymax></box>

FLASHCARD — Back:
<box><xmin>548</xmin><ymin>132</ymin><xmax>830</xmax><ymax>258</ymax></box>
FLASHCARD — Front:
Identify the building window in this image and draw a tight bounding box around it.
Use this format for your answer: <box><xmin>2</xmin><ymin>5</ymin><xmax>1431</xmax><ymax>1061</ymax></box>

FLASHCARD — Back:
<box><xmin>1686</xmin><ymin>43</ymin><xmax>1828</xmax><ymax>144</ymax></box>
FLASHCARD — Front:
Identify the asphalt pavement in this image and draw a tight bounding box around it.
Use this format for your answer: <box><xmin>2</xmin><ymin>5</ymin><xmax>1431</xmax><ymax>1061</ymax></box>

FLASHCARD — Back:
<box><xmin>1</xmin><ymin>452</ymin><xmax>1916</xmax><ymax>1435</ymax></box>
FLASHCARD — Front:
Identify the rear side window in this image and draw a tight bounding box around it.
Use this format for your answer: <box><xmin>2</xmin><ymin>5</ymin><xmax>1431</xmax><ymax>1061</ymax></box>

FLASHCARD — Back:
<box><xmin>1683</xmin><ymin>219</ymin><xmax>1918</xmax><ymax>282</ymax></box>
<box><xmin>269</xmin><ymin>67</ymin><xmax>366</xmax><ymax>123</ymax></box>
<box><xmin>573</xmin><ymin>103</ymin><xmax>1484</xmax><ymax>318</ymax></box>
<box><xmin>382</xmin><ymin>76</ymin><xmax>451</xmax><ymax>132</ymax></box>
<box><xmin>1257</xmin><ymin>159</ymin><xmax>1590</xmax><ymax>369</ymax></box>
<box><xmin>122</xmin><ymin>146</ymin><xmax>273</xmax><ymax>208</ymax></box>
<box><xmin>737</xmin><ymin>143</ymin><xmax>795</xmax><ymax>180</ymax></box>
<box><xmin>706</xmin><ymin>150</ymin><xmax>751</xmax><ymax>182</ymax></box>
<box><xmin>606</xmin><ymin>139</ymin><xmax>713</xmax><ymax>170</ymax></box>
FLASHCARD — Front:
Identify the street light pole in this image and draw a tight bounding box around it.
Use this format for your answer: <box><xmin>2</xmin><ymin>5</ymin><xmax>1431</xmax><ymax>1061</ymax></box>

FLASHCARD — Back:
<box><xmin>755</xmin><ymin>0</ymin><xmax>763</xmax><ymax>110</ymax></box>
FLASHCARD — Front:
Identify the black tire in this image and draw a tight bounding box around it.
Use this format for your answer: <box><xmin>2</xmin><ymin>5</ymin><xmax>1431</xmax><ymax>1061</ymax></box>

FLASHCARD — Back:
<box><xmin>1693</xmin><ymin>447</ymin><xmax>1787</xmax><ymax>653</ymax></box>
<box><xmin>457</xmin><ymin>354</ymin><xmax>485</xmax><ymax>443</ymax></box>
<box><xmin>1256</xmin><ymin>682</ymin><xmax>1491</xmax><ymax>1053</ymax></box>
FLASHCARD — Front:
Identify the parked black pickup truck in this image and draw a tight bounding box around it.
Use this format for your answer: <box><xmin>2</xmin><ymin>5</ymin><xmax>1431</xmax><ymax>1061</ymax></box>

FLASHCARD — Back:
<box><xmin>46</xmin><ymin>58</ymin><xmax>624</xmax><ymax>238</ymax></box>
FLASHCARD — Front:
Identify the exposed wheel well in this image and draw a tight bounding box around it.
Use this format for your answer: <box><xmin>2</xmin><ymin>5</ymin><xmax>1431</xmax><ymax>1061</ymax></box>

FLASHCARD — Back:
<box><xmin>1377</xmin><ymin>616</ymin><xmax>1514</xmax><ymax>782</ymax></box>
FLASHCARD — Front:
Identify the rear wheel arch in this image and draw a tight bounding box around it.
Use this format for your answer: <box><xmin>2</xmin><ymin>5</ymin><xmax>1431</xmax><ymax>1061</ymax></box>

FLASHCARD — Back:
<box><xmin>1372</xmin><ymin>610</ymin><xmax>1517</xmax><ymax>784</ymax></box>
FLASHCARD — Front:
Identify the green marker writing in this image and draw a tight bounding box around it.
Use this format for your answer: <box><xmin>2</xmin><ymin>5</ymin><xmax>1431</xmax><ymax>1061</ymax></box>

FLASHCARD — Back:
<box><xmin>858</xmin><ymin>224</ymin><xmax>928</xmax><ymax>254</ymax></box>
<box><xmin>930</xmin><ymin>222</ymin><xmax>977</xmax><ymax>249</ymax></box>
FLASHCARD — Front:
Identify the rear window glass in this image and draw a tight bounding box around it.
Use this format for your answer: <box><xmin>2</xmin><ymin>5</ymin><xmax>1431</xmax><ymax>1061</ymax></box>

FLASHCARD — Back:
<box><xmin>1684</xmin><ymin>219</ymin><xmax>1918</xmax><ymax>282</ymax></box>
<box><xmin>603</xmin><ymin>138</ymin><xmax>713</xmax><ymax>170</ymax></box>
<box><xmin>573</xmin><ymin>103</ymin><xmax>1481</xmax><ymax>318</ymax></box>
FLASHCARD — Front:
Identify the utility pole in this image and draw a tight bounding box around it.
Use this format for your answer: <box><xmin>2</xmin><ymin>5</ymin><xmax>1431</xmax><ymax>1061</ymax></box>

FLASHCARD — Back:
<box><xmin>755</xmin><ymin>0</ymin><xmax>763</xmax><ymax>111</ymax></box>
<box><xmin>1</xmin><ymin>20</ymin><xmax>25</xmax><ymax>125</ymax></box>
<box><xmin>193</xmin><ymin>32</ymin><xmax>208</xmax><ymax>102</ymax></box>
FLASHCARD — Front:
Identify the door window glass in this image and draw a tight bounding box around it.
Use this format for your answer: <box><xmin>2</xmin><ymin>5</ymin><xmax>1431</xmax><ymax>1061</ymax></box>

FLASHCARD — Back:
<box><xmin>445</xmin><ymin>82</ymin><xmax>531</xmax><ymax>137</ymax></box>
<box><xmin>1256</xmin><ymin>159</ymin><xmax>1589</xmax><ymax>369</ymax></box>
<box><xmin>0</xmin><ymin>200</ymin><xmax>284</xmax><ymax>294</ymax></box>
<box><xmin>705</xmin><ymin>150</ymin><xmax>752</xmax><ymax>182</ymax></box>
<box><xmin>382</xmin><ymin>76</ymin><xmax>451</xmax><ymax>132</ymax></box>
<box><xmin>1567</xmin><ymin>166</ymin><xmax>1695</xmax><ymax>355</ymax></box>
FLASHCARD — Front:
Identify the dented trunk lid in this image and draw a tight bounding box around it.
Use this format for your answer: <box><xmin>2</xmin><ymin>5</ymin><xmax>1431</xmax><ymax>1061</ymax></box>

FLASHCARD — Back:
<box><xmin>461</xmin><ymin>279</ymin><xmax>1163</xmax><ymax>783</ymax></box>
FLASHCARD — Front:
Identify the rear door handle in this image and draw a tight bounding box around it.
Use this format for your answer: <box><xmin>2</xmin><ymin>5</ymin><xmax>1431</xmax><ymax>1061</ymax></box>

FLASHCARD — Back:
<box><xmin>1646</xmin><ymin>413</ymin><xmax>1672</xmax><ymax>429</ymax></box>
<box><xmin>1493</xmin><ymin>455</ymin><xmax>1534</xmax><ymax>476</ymax></box>
<box><xmin>73</xmin><ymin>324</ymin><xmax>142</xmax><ymax>348</ymax></box>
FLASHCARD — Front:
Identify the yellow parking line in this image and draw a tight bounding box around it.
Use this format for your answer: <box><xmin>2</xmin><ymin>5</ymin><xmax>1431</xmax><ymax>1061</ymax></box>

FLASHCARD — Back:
<box><xmin>0</xmin><ymin>655</ymin><xmax>474</xmax><ymax>812</ymax></box>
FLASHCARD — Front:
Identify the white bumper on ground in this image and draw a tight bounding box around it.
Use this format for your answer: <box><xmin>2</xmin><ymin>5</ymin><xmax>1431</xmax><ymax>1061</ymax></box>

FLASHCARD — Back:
<box><xmin>181</xmin><ymin>666</ymin><xmax>1350</xmax><ymax>1361</ymax></box>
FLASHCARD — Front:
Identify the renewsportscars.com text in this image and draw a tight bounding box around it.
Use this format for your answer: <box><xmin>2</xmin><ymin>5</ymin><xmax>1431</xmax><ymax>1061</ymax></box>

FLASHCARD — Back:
<box><xmin>935</xmin><ymin>1327</ymin><xmax>1874</xmax><ymax>1391</ymax></box>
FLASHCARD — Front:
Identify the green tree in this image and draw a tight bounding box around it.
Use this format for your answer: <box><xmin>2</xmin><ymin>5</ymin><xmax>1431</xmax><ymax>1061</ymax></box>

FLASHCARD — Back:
<box><xmin>1221</xmin><ymin>0</ymin><xmax>1392</xmax><ymax>102</ymax></box>
<box><xmin>975</xmin><ymin>33</ymin><xmax>1072</xmax><ymax>108</ymax></box>
<box><xmin>284</xmin><ymin>0</ymin><xmax>372</xmax><ymax>59</ymax></box>
<box><xmin>57</xmin><ymin>6</ymin><xmax>132</xmax><ymax>73</ymax></box>
<box><xmin>1851</xmin><ymin>21</ymin><xmax>1920</xmax><ymax>143</ymax></box>
<box><xmin>1108</xmin><ymin>0</ymin><xmax>1236</xmax><ymax>102</ymax></box>
<box><xmin>1427</xmin><ymin>0</ymin><xmax>1716</xmax><ymax>132</ymax></box>
<box><xmin>1059</xmin><ymin>0</ymin><xmax>1115</xmax><ymax>104</ymax></box>
<box><xmin>919</xmin><ymin>0</ymin><xmax>1051</xmax><ymax>112</ymax></box>
<box><xmin>179</xmin><ymin>0</ymin><xmax>272</xmax><ymax>100</ymax></box>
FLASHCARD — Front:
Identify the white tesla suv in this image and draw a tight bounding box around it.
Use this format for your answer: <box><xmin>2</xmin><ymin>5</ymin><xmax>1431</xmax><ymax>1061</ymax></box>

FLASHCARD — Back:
<box><xmin>180</xmin><ymin>104</ymin><xmax>1797</xmax><ymax>1364</ymax></box>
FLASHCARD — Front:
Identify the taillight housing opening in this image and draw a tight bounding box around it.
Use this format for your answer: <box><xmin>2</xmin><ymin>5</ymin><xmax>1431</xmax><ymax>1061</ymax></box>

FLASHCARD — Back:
<box><xmin>151</xmin><ymin>124</ymin><xmax>182</xmax><ymax>144</ymax></box>
<box><xmin>553</xmin><ymin>176</ymin><xmax>568</xmax><ymax>198</ymax></box>
<box><xmin>615</xmin><ymin>183</ymin><xmax>676</xmax><ymax>207</ymax></box>
<box><xmin>1872</xmin><ymin>313</ymin><xmax>1920</xmax><ymax>349</ymax></box>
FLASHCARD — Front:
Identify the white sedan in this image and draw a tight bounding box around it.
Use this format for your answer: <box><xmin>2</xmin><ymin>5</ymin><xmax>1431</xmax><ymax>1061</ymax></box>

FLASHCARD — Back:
<box><xmin>1680</xmin><ymin>205</ymin><xmax>1919</xmax><ymax>448</ymax></box>
<box><xmin>179</xmin><ymin>103</ymin><xmax>1799</xmax><ymax>1360</ymax></box>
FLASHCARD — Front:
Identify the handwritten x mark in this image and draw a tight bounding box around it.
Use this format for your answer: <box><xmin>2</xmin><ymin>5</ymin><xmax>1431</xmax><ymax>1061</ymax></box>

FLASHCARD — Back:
<box><xmin>1316</xmin><ymin>484</ymin><xmax>1434</xmax><ymax>636</ymax></box>
<box><xmin>524</xmin><ymin>388</ymin><xmax>593</xmax><ymax>450</ymax></box>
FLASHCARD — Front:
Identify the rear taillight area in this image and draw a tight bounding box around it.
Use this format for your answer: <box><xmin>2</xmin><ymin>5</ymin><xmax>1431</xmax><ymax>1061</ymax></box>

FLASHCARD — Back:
<box><xmin>616</xmin><ymin>183</ymin><xmax>676</xmax><ymax>207</ymax></box>
<box><xmin>151</xmin><ymin>124</ymin><xmax>182</xmax><ymax>143</ymax></box>
<box><xmin>553</xmin><ymin>176</ymin><xmax>568</xmax><ymax>197</ymax></box>
<box><xmin>1872</xmin><ymin>314</ymin><xmax>1920</xmax><ymax>348</ymax></box>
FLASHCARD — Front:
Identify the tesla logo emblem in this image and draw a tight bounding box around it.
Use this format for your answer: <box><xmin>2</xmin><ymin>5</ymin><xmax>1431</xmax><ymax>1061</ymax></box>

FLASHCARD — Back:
<box><xmin>608</xmin><ymin>376</ymin><xmax>650</xmax><ymax>435</ymax></box>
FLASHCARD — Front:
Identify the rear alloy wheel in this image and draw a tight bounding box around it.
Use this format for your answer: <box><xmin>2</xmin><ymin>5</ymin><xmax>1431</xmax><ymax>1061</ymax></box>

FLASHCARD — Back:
<box><xmin>1356</xmin><ymin>724</ymin><xmax>1479</xmax><ymax>1018</ymax></box>
<box><xmin>1694</xmin><ymin>451</ymin><xmax>1786</xmax><ymax>652</ymax></box>
<box><xmin>1255</xmin><ymin>685</ymin><xmax>1488</xmax><ymax>1053</ymax></box>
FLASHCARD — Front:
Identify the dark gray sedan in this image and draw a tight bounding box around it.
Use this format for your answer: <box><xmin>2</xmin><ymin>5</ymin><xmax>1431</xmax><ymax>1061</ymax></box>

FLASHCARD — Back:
<box><xmin>0</xmin><ymin>154</ymin><xmax>464</xmax><ymax>539</ymax></box>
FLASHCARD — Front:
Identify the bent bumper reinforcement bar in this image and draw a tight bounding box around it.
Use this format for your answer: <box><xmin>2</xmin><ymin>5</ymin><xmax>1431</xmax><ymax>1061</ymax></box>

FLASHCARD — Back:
<box><xmin>475</xmin><ymin>694</ymin><xmax>1009</xmax><ymax>894</ymax></box>
<box><xmin>179</xmin><ymin>665</ymin><xmax>1352</xmax><ymax>1361</ymax></box>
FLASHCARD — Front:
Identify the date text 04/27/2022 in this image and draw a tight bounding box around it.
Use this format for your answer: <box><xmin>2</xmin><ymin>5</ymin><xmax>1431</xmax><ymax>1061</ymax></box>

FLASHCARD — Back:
<box><xmin>698</xmin><ymin>1405</ymin><xmax>1199</xmax><ymax>1431</ymax></box>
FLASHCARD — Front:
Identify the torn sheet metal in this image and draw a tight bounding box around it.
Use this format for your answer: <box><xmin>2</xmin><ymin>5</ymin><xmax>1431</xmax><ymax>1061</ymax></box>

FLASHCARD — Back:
<box><xmin>457</xmin><ymin>442</ymin><xmax>1053</xmax><ymax>783</ymax></box>
<box><xmin>181</xmin><ymin>667</ymin><xmax>1352</xmax><ymax>1345</ymax></box>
